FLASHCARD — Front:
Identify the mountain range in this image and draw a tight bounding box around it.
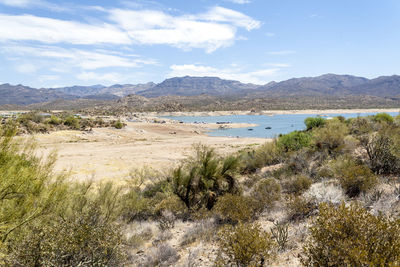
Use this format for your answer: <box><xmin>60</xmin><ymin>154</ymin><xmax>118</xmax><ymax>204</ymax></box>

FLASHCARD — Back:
<box><xmin>1</xmin><ymin>74</ymin><xmax>400</xmax><ymax>106</ymax></box>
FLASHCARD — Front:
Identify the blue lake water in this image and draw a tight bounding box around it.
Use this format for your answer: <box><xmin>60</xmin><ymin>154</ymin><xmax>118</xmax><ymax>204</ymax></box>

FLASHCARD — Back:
<box><xmin>164</xmin><ymin>112</ymin><xmax>399</xmax><ymax>138</ymax></box>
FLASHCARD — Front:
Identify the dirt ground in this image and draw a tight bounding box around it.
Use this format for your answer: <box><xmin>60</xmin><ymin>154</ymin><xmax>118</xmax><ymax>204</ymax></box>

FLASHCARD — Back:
<box><xmin>33</xmin><ymin>121</ymin><xmax>266</xmax><ymax>182</ymax></box>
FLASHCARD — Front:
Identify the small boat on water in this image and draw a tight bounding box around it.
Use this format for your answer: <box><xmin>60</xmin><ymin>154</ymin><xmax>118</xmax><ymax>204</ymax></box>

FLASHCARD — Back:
<box><xmin>248</xmin><ymin>128</ymin><xmax>254</xmax><ymax>131</ymax></box>
<box><xmin>265</xmin><ymin>126</ymin><xmax>272</xmax><ymax>129</ymax></box>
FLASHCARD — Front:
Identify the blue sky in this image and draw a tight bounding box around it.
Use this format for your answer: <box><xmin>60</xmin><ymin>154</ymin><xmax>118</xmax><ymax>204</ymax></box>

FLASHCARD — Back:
<box><xmin>0</xmin><ymin>0</ymin><xmax>399</xmax><ymax>87</ymax></box>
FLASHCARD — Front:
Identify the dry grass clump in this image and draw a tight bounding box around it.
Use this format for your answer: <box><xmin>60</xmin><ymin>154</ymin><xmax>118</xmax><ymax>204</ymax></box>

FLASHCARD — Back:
<box><xmin>250</xmin><ymin>177</ymin><xmax>281</xmax><ymax>211</ymax></box>
<box><xmin>139</xmin><ymin>243</ymin><xmax>180</xmax><ymax>267</ymax></box>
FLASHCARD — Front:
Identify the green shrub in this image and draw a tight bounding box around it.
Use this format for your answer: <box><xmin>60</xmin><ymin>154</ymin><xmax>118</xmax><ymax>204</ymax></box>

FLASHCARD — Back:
<box><xmin>114</xmin><ymin>120</ymin><xmax>124</xmax><ymax>129</ymax></box>
<box><xmin>120</xmin><ymin>188</ymin><xmax>153</xmax><ymax>222</ymax></box>
<box><xmin>63</xmin><ymin>116</ymin><xmax>80</xmax><ymax>129</ymax></box>
<box><xmin>172</xmin><ymin>145</ymin><xmax>240</xmax><ymax>211</ymax></box>
<box><xmin>214</xmin><ymin>194</ymin><xmax>257</xmax><ymax>224</ymax></box>
<box><xmin>373</xmin><ymin>112</ymin><xmax>394</xmax><ymax>124</ymax></box>
<box><xmin>241</xmin><ymin>141</ymin><xmax>282</xmax><ymax>173</ymax></box>
<box><xmin>0</xmin><ymin>125</ymin><xmax>66</xmax><ymax>248</ymax></box>
<box><xmin>277</xmin><ymin>131</ymin><xmax>311</xmax><ymax>152</ymax></box>
<box><xmin>331</xmin><ymin>157</ymin><xmax>377</xmax><ymax>197</ymax></box>
<box><xmin>302</xmin><ymin>203</ymin><xmax>400</xmax><ymax>266</ymax></box>
<box><xmin>216</xmin><ymin>222</ymin><xmax>276</xmax><ymax>267</ymax></box>
<box><xmin>312</xmin><ymin>120</ymin><xmax>348</xmax><ymax>154</ymax></box>
<box><xmin>48</xmin><ymin>115</ymin><xmax>61</xmax><ymax>125</ymax></box>
<box><xmin>284</xmin><ymin>175</ymin><xmax>312</xmax><ymax>195</ymax></box>
<box><xmin>6</xmin><ymin>182</ymin><xmax>126</xmax><ymax>266</ymax></box>
<box><xmin>304</xmin><ymin>117</ymin><xmax>326</xmax><ymax>131</ymax></box>
<box><xmin>250</xmin><ymin>178</ymin><xmax>281</xmax><ymax>211</ymax></box>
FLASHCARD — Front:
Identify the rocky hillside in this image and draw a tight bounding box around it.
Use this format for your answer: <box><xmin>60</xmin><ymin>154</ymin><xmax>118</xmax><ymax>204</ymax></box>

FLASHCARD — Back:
<box><xmin>0</xmin><ymin>84</ymin><xmax>78</xmax><ymax>105</ymax></box>
<box><xmin>2</xmin><ymin>74</ymin><xmax>400</xmax><ymax>107</ymax></box>
<box><xmin>136</xmin><ymin>76</ymin><xmax>259</xmax><ymax>97</ymax></box>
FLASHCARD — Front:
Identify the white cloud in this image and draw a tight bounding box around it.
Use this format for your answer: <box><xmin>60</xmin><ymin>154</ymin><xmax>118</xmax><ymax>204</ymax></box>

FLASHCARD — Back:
<box><xmin>267</xmin><ymin>50</ymin><xmax>296</xmax><ymax>55</ymax></box>
<box><xmin>77</xmin><ymin>72</ymin><xmax>125</xmax><ymax>83</ymax></box>
<box><xmin>109</xmin><ymin>6</ymin><xmax>260</xmax><ymax>52</ymax></box>
<box><xmin>167</xmin><ymin>64</ymin><xmax>283</xmax><ymax>84</ymax></box>
<box><xmin>198</xmin><ymin>6</ymin><xmax>260</xmax><ymax>31</ymax></box>
<box><xmin>0</xmin><ymin>14</ymin><xmax>131</xmax><ymax>45</ymax></box>
<box><xmin>0</xmin><ymin>6</ymin><xmax>259</xmax><ymax>52</ymax></box>
<box><xmin>3</xmin><ymin>45</ymin><xmax>156</xmax><ymax>70</ymax></box>
<box><xmin>38</xmin><ymin>75</ymin><xmax>59</xmax><ymax>82</ymax></box>
<box><xmin>0</xmin><ymin>0</ymin><xmax>69</xmax><ymax>11</ymax></box>
<box><xmin>226</xmin><ymin>0</ymin><xmax>251</xmax><ymax>4</ymax></box>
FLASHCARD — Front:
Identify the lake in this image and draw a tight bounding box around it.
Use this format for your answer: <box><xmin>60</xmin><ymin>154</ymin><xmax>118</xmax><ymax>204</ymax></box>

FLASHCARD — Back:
<box><xmin>165</xmin><ymin>112</ymin><xmax>399</xmax><ymax>138</ymax></box>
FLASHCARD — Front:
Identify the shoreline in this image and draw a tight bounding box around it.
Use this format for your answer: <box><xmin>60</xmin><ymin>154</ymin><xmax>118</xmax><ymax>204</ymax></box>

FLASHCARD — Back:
<box><xmin>142</xmin><ymin>108</ymin><xmax>400</xmax><ymax>117</ymax></box>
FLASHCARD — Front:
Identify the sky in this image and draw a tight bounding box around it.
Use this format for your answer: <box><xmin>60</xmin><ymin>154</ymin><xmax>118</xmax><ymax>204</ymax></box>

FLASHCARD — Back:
<box><xmin>0</xmin><ymin>0</ymin><xmax>399</xmax><ymax>88</ymax></box>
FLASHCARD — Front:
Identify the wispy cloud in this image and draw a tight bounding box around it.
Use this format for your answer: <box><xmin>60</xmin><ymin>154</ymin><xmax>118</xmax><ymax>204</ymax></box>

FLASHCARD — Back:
<box><xmin>0</xmin><ymin>0</ymin><xmax>69</xmax><ymax>11</ymax></box>
<box><xmin>225</xmin><ymin>0</ymin><xmax>252</xmax><ymax>4</ymax></box>
<box><xmin>76</xmin><ymin>72</ymin><xmax>125</xmax><ymax>83</ymax></box>
<box><xmin>15</xmin><ymin>63</ymin><xmax>38</xmax><ymax>74</ymax></box>
<box><xmin>0</xmin><ymin>14</ymin><xmax>131</xmax><ymax>45</ymax></box>
<box><xmin>167</xmin><ymin>64</ymin><xmax>286</xmax><ymax>84</ymax></box>
<box><xmin>3</xmin><ymin>45</ymin><xmax>157</xmax><ymax>70</ymax></box>
<box><xmin>267</xmin><ymin>50</ymin><xmax>296</xmax><ymax>55</ymax></box>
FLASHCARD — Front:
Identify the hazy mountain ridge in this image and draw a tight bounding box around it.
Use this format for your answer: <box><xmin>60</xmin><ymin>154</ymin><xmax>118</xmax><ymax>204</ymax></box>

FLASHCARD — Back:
<box><xmin>1</xmin><ymin>74</ymin><xmax>400</xmax><ymax>106</ymax></box>
<box><xmin>136</xmin><ymin>76</ymin><xmax>259</xmax><ymax>97</ymax></box>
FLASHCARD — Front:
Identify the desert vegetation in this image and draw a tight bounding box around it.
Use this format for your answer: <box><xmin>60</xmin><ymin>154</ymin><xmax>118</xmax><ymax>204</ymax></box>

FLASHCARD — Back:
<box><xmin>1</xmin><ymin>112</ymin><xmax>400</xmax><ymax>266</ymax></box>
<box><xmin>0</xmin><ymin>111</ymin><xmax>125</xmax><ymax>134</ymax></box>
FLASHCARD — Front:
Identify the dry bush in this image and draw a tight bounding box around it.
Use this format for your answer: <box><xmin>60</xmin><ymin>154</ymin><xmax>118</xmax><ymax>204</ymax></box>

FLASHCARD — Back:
<box><xmin>181</xmin><ymin>218</ymin><xmax>217</xmax><ymax>246</ymax></box>
<box><xmin>215</xmin><ymin>222</ymin><xmax>276</xmax><ymax>267</ymax></box>
<box><xmin>284</xmin><ymin>175</ymin><xmax>312</xmax><ymax>195</ymax></box>
<box><xmin>302</xmin><ymin>203</ymin><xmax>400</xmax><ymax>266</ymax></box>
<box><xmin>286</xmin><ymin>195</ymin><xmax>318</xmax><ymax>222</ymax></box>
<box><xmin>303</xmin><ymin>181</ymin><xmax>345</xmax><ymax>205</ymax></box>
<box><xmin>363</xmin><ymin>128</ymin><xmax>400</xmax><ymax>175</ymax></box>
<box><xmin>156</xmin><ymin>210</ymin><xmax>176</xmax><ymax>231</ymax></box>
<box><xmin>213</xmin><ymin>194</ymin><xmax>257</xmax><ymax>224</ymax></box>
<box><xmin>286</xmin><ymin>149</ymin><xmax>311</xmax><ymax>174</ymax></box>
<box><xmin>331</xmin><ymin>156</ymin><xmax>377</xmax><ymax>198</ymax></box>
<box><xmin>250</xmin><ymin>178</ymin><xmax>281</xmax><ymax>212</ymax></box>
<box><xmin>140</xmin><ymin>243</ymin><xmax>180</xmax><ymax>267</ymax></box>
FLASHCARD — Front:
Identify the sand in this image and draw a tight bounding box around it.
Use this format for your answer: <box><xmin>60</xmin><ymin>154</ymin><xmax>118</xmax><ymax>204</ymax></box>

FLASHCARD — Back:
<box><xmin>34</xmin><ymin>121</ymin><xmax>266</xmax><ymax>182</ymax></box>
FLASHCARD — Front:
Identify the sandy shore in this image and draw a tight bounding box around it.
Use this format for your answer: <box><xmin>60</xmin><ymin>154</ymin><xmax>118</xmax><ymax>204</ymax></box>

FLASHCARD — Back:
<box><xmin>150</xmin><ymin>108</ymin><xmax>399</xmax><ymax>117</ymax></box>
<box><xmin>34</xmin><ymin>121</ymin><xmax>266</xmax><ymax>182</ymax></box>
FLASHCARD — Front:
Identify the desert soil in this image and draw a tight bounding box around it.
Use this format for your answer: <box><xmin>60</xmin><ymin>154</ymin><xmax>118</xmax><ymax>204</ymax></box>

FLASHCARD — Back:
<box><xmin>34</xmin><ymin>121</ymin><xmax>265</xmax><ymax>182</ymax></box>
